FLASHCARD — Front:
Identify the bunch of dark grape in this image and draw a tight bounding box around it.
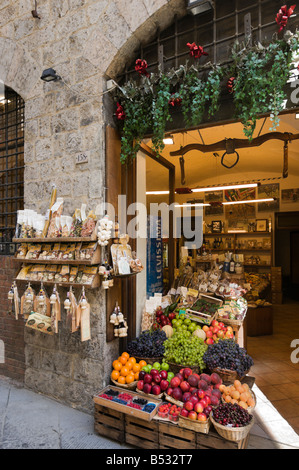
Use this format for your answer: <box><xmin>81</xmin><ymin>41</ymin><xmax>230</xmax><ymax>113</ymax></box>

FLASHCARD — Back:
<box><xmin>213</xmin><ymin>403</ymin><xmax>253</xmax><ymax>427</ymax></box>
<box><xmin>127</xmin><ymin>329</ymin><xmax>167</xmax><ymax>357</ymax></box>
<box><xmin>203</xmin><ymin>339</ymin><xmax>254</xmax><ymax>377</ymax></box>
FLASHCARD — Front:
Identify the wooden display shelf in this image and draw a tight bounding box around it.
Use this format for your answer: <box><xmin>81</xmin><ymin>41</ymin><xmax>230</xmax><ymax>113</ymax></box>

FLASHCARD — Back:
<box><xmin>94</xmin><ymin>402</ymin><xmax>250</xmax><ymax>449</ymax></box>
<box><xmin>14</xmin><ymin>275</ymin><xmax>100</xmax><ymax>289</ymax></box>
<box><xmin>13</xmin><ymin>236</ymin><xmax>97</xmax><ymax>243</ymax></box>
<box><xmin>203</xmin><ymin>232</ymin><xmax>271</xmax><ymax>236</ymax></box>
<box><xmin>14</xmin><ymin>258</ymin><xmax>99</xmax><ymax>266</ymax></box>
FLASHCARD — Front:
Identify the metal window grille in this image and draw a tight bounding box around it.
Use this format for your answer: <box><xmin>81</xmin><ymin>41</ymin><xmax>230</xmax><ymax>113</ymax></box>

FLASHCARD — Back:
<box><xmin>118</xmin><ymin>0</ymin><xmax>296</xmax><ymax>82</ymax></box>
<box><xmin>0</xmin><ymin>87</ymin><xmax>25</xmax><ymax>255</ymax></box>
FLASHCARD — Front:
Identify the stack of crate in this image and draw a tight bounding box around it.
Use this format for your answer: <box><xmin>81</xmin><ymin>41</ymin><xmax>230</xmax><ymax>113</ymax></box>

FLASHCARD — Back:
<box><xmin>271</xmin><ymin>267</ymin><xmax>283</xmax><ymax>304</ymax></box>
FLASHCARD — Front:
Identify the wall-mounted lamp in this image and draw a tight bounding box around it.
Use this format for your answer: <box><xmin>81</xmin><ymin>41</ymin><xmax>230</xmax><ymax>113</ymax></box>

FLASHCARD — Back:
<box><xmin>163</xmin><ymin>135</ymin><xmax>174</xmax><ymax>145</ymax></box>
<box><xmin>40</xmin><ymin>68</ymin><xmax>61</xmax><ymax>82</ymax></box>
<box><xmin>187</xmin><ymin>0</ymin><xmax>214</xmax><ymax>16</ymax></box>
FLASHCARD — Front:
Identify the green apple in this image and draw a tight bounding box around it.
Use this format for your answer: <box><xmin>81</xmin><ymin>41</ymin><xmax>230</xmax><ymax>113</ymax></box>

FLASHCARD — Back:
<box><xmin>153</xmin><ymin>362</ymin><xmax>161</xmax><ymax>370</ymax></box>
<box><xmin>147</xmin><ymin>364</ymin><xmax>153</xmax><ymax>372</ymax></box>
<box><xmin>142</xmin><ymin>365</ymin><xmax>149</xmax><ymax>373</ymax></box>
<box><xmin>161</xmin><ymin>362</ymin><xmax>169</xmax><ymax>371</ymax></box>
<box><xmin>167</xmin><ymin>372</ymin><xmax>174</xmax><ymax>381</ymax></box>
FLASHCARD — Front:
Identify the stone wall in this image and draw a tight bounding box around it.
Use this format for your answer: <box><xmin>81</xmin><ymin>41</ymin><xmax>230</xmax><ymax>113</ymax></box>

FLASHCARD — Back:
<box><xmin>0</xmin><ymin>0</ymin><xmax>187</xmax><ymax>412</ymax></box>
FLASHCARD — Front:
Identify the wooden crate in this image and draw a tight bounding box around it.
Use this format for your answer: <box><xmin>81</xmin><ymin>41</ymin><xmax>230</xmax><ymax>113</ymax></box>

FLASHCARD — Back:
<box><xmin>125</xmin><ymin>415</ymin><xmax>159</xmax><ymax>449</ymax></box>
<box><xmin>196</xmin><ymin>427</ymin><xmax>249</xmax><ymax>449</ymax></box>
<box><xmin>94</xmin><ymin>404</ymin><xmax>125</xmax><ymax>443</ymax></box>
<box><xmin>158</xmin><ymin>421</ymin><xmax>196</xmax><ymax>449</ymax></box>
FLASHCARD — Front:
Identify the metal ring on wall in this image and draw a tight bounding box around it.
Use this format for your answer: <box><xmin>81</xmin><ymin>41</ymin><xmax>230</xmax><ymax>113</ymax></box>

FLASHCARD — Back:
<box><xmin>221</xmin><ymin>150</ymin><xmax>240</xmax><ymax>169</ymax></box>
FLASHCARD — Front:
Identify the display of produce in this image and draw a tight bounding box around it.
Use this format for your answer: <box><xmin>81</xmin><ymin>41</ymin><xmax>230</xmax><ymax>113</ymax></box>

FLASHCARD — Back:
<box><xmin>127</xmin><ymin>329</ymin><xmax>167</xmax><ymax>358</ymax></box>
<box><xmin>212</xmin><ymin>402</ymin><xmax>253</xmax><ymax>428</ymax></box>
<box><xmin>220</xmin><ymin>381</ymin><xmax>255</xmax><ymax>410</ymax></box>
<box><xmin>97</xmin><ymin>388</ymin><xmax>158</xmax><ymax>414</ymax></box>
<box><xmin>111</xmin><ymin>352</ymin><xmax>146</xmax><ymax>385</ymax></box>
<box><xmin>203</xmin><ymin>340</ymin><xmax>254</xmax><ymax>378</ymax></box>
<box><xmin>163</xmin><ymin>331</ymin><xmax>207</xmax><ymax>369</ymax></box>
<box><xmin>201</xmin><ymin>320</ymin><xmax>234</xmax><ymax>345</ymax></box>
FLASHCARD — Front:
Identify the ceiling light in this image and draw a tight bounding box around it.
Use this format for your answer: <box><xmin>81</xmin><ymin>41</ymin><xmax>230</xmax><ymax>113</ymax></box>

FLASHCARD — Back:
<box><xmin>187</xmin><ymin>0</ymin><xmax>214</xmax><ymax>16</ymax></box>
<box><xmin>163</xmin><ymin>136</ymin><xmax>174</xmax><ymax>145</ymax></box>
<box><xmin>222</xmin><ymin>198</ymin><xmax>274</xmax><ymax>206</ymax></box>
<box><xmin>40</xmin><ymin>68</ymin><xmax>61</xmax><ymax>82</ymax></box>
<box><xmin>175</xmin><ymin>203</ymin><xmax>210</xmax><ymax>208</ymax></box>
<box><xmin>296</xmin><ymin>113</ymin><xmax>299</xmax><ymax>119</ymax></box>
<box><xmin>146</xmin><ymin>190</ymin><xmax>170</xmax><ymax>195</ymax></box>
<box><xmin>192</xmin><ymin>183</ymin><xmax>258</xmax><ymax>193</ymax></box>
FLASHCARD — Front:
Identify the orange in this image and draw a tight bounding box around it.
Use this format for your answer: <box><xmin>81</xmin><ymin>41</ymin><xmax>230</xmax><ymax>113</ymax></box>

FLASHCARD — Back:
<box><xmin>113</xmin><ymin>360</ymin><xmax>122</xmax><ymax>371</ymax></box>
<box><xmin>134</xmin><ymin>372</ymin><xmax>139</xmax><ymax>380</ymax></box>
<box><xmin>128</xmin><ymin>357</ymin><xmax>136</xmax><ymax>366</ymax></box>
<box><xmin>126</xmin><ymin>374</ymin><xmax>135</xmax><ymax>384</ymax></box>
<box><xmin>121</xmin><ymin>352</ymin><xmax>130</xmax><ymax>360</ymax></box>
<box><xmin>119</xmin><ymin>356</ymin><xmax>127</xmax><ymax>365</ymax></box>
<box><xmin>120</xmin><ymin>366</ymin><xmax>129</xmax><ymax>377</ymax></box>
<box><xmin>118</xmin><ymin>376</ymin><xmax>126</xmax><ymax>385</ymax></box>
<box><xmin>139</xmin><ymin>360</ymin><xmax>147</xmax><ymax>368</ymax></box>
<box><xmin>111</xmin><ymin>370</ymin><xmax>120</xmax><ymax>381</ymax></box>
<box><xmin>132</xmin><ymin>363</ymin><xmax>141</xmax><ymax>374</ymax></box>
<box><xmin>112</xmin><ymin>359</ymin><xmax>122</xmax><ymax>370</ymax></box>
<box><xmin>126</xmin><ymin>361</ymin><xmax>133</xmax><ymax>370</ymax></box>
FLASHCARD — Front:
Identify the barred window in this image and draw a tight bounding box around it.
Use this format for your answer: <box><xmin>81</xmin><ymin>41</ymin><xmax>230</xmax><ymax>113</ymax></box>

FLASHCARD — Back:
<box><xmin>0</xmin><ymin>86</ymin><xmax>25</xmax><ymax>255</ymax></box>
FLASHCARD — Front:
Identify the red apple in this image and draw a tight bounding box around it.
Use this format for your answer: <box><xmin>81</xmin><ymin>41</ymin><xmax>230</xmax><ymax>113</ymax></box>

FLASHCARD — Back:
<box><xmin>184</xmin><ymin>400</ymin><xmax>194</xmax><ymax>411</ymax></box>
<box><xmin>153</xmin><ymin>374</ymin><xmax>161</xmax><ymax>384</ymax></box>
<box><xmin>139</xmin><ymin>371</ymin><xmax>146</xmax><ymax>380</ymax></box>
<box><xmin>150</xmin><ymin>369</ymin><xmax>159</xmax><ymax>377</ymax></box>
<box><xmin>160</xmin><ymin>379</ymin><xmax>169</xmax><ymax>391</ymax></box>
<box><xmin>180</xmin><ymin>409</ymin><xmax>189</xmax><ymax>418</ymax></box>
<box><xmin>211</xmin><ymin>320</ymin><xmax>219</xmax><ymax>327</ymax></box>
<box><xmin>204</xmin><ymin>396</ymin><xmax>211</xmax><ymax>405</ymax></box>
<box><xmin>170</xmin><ymin>377</ymin><xmax>181</xmax><ymax>388</ymax></box>
<box><xmin>166</xmin><ymin>387</ymin><xmax>173</xmax><ymax>397</ymax></box>
<box><xmin>188</xmin><ymin>411</ymin><xmax>197</xmax><ymax>420</ymax></box>
<box><xmin>180</xmin><ymin>381</ymin><xmax>190</xmax><ymax>393</ymax></box>
<box><xmin>197</xmin><ymin>389</ymin><xmax>205</xmax><ymax>399</ymax></box>
<box><xmin>182</xmin><ymin>392</ymin><xmax>192</xmax><ymax>403</ymax></box>
<box><xmin>176</xmin><ymin>373</ymin><xmax>184</xmax><ymax>382</ymax></box>
<box><xmin>172</xmin><ymin>387</ymin><xmax>183</xmax><ymax>401</ymax></box>
<box><xmin>160</xmin><ymin>370</ymin><xmax>168</xmax><ymax>380</ymax></box>
<box><xmin>197</xmin><ymin>413</ymin><xmax>207</xmax><ymax>422</ymax></box>
<box><xmin>183</xmin><ymin>368</ymin><xmax>193</xmax><ymax>379</ymax></box>
<box><xmin>151</xmin><ymin>385</ymin><xmax>161</xmax><ymax>395</ymax></box>
<box><xmin>137</xmin><ymin>380</ymin><xmax>144</xmax><ymax>391</ymax></box>
<box><xmin>143</xmin><ymin>383</ymin><xmax>152</xmax><ymax>394</ymax></box>
<box><xmin>194</xmin><ymin>402</ymin><xmax>204</xmax><ymax>413</ymax></box>
<box><xmin>190</xmin><ymin>395</ymin><xmax>199</xmax><ymax>406</ymax></box>
<box><xmin>144</xmin><ymin>373</ymin><xmax>152</xmax><ymax>384</ymax></box>
<box><xmin>199</xmin><ymin>398</ymin><xmax>208</xmax><ymax>408</ymax></box>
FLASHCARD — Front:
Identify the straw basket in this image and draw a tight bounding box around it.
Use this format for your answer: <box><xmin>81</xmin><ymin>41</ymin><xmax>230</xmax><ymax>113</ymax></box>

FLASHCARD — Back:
<box><xmin>178</xmin><ymin>414</ymin><xmax>211</xmax><ymax>435</ymax></box>
<box><xmin>221</xmin><ymin>389</ymin><xmax>256</xmax><ymax>414</ymax></box>
<box><xmin>210</xmin><ymin>414</ymin><xmax>254</xmax><ymax>442</ymax></box>
<box><xmin>111</xmin><ymin>379</ymin><xmax>138</xmax><ymax>391</ymax></box>
<box><xmin>167</xmin><ymin>362</ymin><xmax>201</xmax><ymax>375</ymax></box>
<box><xmin>210</xmin><ymin>367</ymin><xmax>250</xmax><ymax>384</ymax></box>
<box><xmin>164</xmin><ymin>393</ymin><xmax>184</xmax><ymax>407</ymax></box>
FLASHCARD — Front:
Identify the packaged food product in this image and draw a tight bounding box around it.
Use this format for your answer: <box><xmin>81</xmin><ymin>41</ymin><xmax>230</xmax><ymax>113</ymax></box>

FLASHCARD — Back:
<box><xmin>60</xmin><ymin>265</ymin><xmax>70</xmax><ymax>283</ymax></box>
<box><xmin>39</xmin><ymin>244</ymin><xmax>53</xmax><ymax>260</ymax></box>
<box><xmin>45</xmin><ymin>265</ymin><xmax>58</xmax><ymax>282</ymax></box>
<box><xmin>50</xmin><ymin>243</ymin><xmax>60</xmax><ymax>259</ymax></box>
<box><xmin>60</xmin><ymin>244</ymin><xmax>76</xmax><ymax>261</ymax></box>
<box><xmin>15</xmin><ymin>210</ymin><xmax>25</xmax><ymax>239</ymax></box>
<box><xmin>16</xmin><ymin>265</ymin><xmax>31</xmax><ymax>280</ymax></box>
<box><xmin>61</xmin><ymin>216</ymin><xmax>73</xmax><ymax>237</ymax></box>
<box><xmin>69</xmin><ymin>209</ymin><xmax>83</xmax><ymax>237</ymax></box>
<box><xmin>81</xmin><ymin>211</ymin><xmax>97</xmax><ymax>238</ymax></box>
<box><xmin>79</xmin><ymin>242</ymin><xmax>97</xmax><ymax>261</ymax></box>
<box><xmin>25</xmin><ymin>244</ymin><xmax>42</xmax><ymax>260</ymax></box>
<box><xmin>16</xmin><ymin>243</ymin><xmax>28</xmax><ymax>259</ymax></box>
<box><xmin>47</xmin><ymin>198</ymin><xmax>64</xmax><ymax>238</ymax></box>
<box><xmin>69</xmin><ymin>266</ymin><xmax>79</xmax><ymax>283</ymax></box>
<box><xmin>81</xmin><ymin>266</ymin><xmax>98</xmax><ymax>285</ymax></box>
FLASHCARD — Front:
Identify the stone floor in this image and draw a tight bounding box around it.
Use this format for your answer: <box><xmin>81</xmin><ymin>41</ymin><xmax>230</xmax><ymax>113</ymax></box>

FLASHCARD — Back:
<box><xmin>247</xmin><ymin>299</ymin><xmax>299</xmax><ymax>442</ymax></box>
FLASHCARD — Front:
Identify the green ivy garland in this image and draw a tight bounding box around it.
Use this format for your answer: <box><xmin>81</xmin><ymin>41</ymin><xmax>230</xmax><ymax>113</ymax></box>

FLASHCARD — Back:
<box><xmin>114</xmin><ymin>30</ymin><xmax>299</xmax><ymax>163</ymax></box>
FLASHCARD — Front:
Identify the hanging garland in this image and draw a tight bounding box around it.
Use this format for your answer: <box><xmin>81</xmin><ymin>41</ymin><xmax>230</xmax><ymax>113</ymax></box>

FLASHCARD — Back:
<box><xmin>114</xmin><ymin>7</ymin><xmax>299</xmax><ymax>164</ymax></box>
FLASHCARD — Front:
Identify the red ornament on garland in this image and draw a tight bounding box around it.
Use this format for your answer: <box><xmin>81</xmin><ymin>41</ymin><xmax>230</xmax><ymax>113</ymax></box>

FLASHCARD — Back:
<box><xmin>135</xmin><ymin>58</ymin><xmax>150</xmax><ymax>76</ymax></box>
<box><xmin>169</xmin><ymin>95</ymin><xmax>182</xmax><ymax>107</ymax></box>
<box><xmin>186</xmin><ymin>42</ymin><xmax>208</xmax><ymax>59</ymax></box>
<box><xmin>226</xmin><ymin>77</ymin><xmax>235</xmax><ymax>94</ymax></box>
<box><xmin>276</xmin><ymin>4</ymin><xmax>296</xmax><ymax>33</ymax></box>
<box><xmin>115</xmin><ymin>102</ymin><xmax>126</xmax><ymax>120</ymax></box>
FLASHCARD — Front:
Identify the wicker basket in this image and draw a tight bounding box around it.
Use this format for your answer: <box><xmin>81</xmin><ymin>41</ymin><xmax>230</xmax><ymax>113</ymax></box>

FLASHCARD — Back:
<box><xmin>210</xmin><ymin>413</ymin><xmax>254</xmax><ymax>442</ymax></box>
<box><xmin>164</xmin><ymin>393</ymin><xmax>184</xmax><ymax>407</ymax></box>
<box><xmin>178</xmin><ymin>414</ymin><xmax>211</xmax><ymax>435</ymax></box>
<box><xmin>221</xmin><ymin>389</ymin><xmax>256</xmax><ymax>414</ymax></box>
<box><xmin>135</xmin><ymin>388</ymin><xmax>164</xmax><ymax>400</ymax></box>
<box><xmin>210</xmin><ymin>367</ymin><xmax>250</xmax><ymax>384</ymax></box>
<box><xmin>111</xmin><ymin>379</ymin><xmax>138</xmax><ymax>391</ymax></box>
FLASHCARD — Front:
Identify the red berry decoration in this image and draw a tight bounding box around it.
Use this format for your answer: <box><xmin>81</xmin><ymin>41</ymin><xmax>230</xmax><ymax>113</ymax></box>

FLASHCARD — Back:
<box><xmin>226</xmin><ymin>77</ymin><xmax>235</xmax><ymax>94</ymax></box>
<box><xmin>276</xmin><ymin>4</ymin><xmax>296</xmax><ymax>33</ymax></box>
<box><xmin>115</xmin><ymin>102</ymin><xmax>126</xmax><ymax>120</ymax></box>
<box><xmin>187</xmin><ymin>42</ymin><xmax>208</xmax><ymax>59</ymax></box>
<box><xmin>135</xmin><ymin>59</ymin><xmax>150</xmax><ymax>76</ymax></box>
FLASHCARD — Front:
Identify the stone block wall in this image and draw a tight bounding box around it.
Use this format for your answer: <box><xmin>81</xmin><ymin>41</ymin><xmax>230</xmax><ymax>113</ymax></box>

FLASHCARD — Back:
<box><xmin>0</xmin><ymin>0</ymin><xmax>187</xmax><ymax>412</ymax></box>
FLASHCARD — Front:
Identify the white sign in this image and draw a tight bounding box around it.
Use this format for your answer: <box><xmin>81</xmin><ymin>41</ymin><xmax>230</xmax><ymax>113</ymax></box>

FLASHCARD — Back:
<box><xmin>75</xmin><ymin>151</ymin><xmax>89</xmax><ymax>165</ymax></box>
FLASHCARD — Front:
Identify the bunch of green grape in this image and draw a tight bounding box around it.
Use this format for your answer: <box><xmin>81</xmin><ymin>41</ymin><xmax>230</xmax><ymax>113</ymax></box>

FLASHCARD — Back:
<box><xmin>163</xmin><ymin>331</ymin><xmax>208</xmax><ymax>370</ymax></box>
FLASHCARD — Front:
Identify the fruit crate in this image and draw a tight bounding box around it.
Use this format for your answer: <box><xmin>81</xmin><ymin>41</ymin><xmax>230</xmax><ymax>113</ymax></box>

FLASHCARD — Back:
<box><xmin>94</xmin><ymin>404</ymin><xmax>125</xmax><ymax>443</ymax></box>
<box><xmin>185</xmin><ymin>294</ymin><xmax>223</xmax><ymax>326</ymax></box>
<box><xmin>125</xmin><ymin>415</ymin><xmax>159</xmax><ymax>449</ymax></box>
<box><xmin>158</xmin><ymin>421</ymin><xmax>197</xmax><ymax>449</ymax></box>
<box><xmin>196</xmin><ymin>426</ymin><xmax>249</xmax><ymax>449</ymax></box>
<box><xmin>93</xmin><ymin>385</ymin><xmax>162</xmax><ymax>422</ymax></box>
<box><xmin>178</xmin><ymin>415</ymin><xmax>211</xmax><ymax>435</ymax></box>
